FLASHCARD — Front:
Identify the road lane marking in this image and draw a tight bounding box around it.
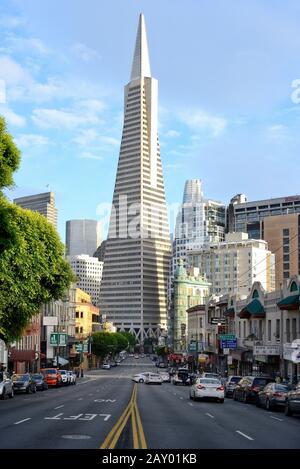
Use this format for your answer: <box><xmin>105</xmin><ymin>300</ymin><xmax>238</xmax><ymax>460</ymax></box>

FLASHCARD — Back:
<box><xmin>236</xmin><ymin>430</ymin><xmax>254</xmax><ymax>441</ymax></box>
<box><xmin>205</xmin><ymin>413</ymin><xmax>215</xmax><ymax>419</ymax></box>
<box><xmin>78</xmin><ymin>398</ymin><xmax>83</xmax><ymax>400</ymax></box>
<box><xmin>54</xmin><ymin>405</ymin><xmax>64</xmax><ymax>409</ymax></box>
<box><xmin>179</xmin><ymin>397</ymin><xmax>183</xmax><ymax>400</ymax></box>
<box><xmin>188</xmin><ymin>403</ymin><xmax>194</xmax><ymax>407</ymax></box>
<box><xmin>14</xmin><ymin>418</ymin><xmax>31</xmax><ymax>425</ymax></box>
<box><xmin>270</xmin><ymin>416</ymin><xmax>283</xmax><ymax>421</ymax></box>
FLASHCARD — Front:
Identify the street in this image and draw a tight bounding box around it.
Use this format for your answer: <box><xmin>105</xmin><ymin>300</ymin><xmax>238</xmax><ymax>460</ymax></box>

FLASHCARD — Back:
<box><xmin>0</xmin><ymin>357</ymin><xmax>300</xmax><ymax>449</ymax></box>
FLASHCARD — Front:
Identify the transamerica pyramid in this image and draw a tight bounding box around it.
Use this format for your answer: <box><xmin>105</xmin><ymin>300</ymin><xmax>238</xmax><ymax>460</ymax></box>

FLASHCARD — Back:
<box><xmin>100</xmin><ymin>14</ymin><xmax>171</xmax><ymax>343</ymax></box>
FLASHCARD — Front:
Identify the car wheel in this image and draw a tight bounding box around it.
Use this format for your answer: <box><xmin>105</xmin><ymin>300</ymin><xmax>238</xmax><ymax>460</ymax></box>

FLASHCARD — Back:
<box><xmin>26</xmin><ymin>386</ymin><xmax>30</xmax><ymax>394</ymax></box>
<box><xmin>242</xmin><ymin>392</ymin><xmax>247</xmax><ymax>403</ymax></box>
<box><xmin>9</xmin><ymin>388</ymin><xmax>14</xmax><ymax>399</ymax></box>
<box><xmin>189</xmin><ymin>393</ymin><xmax>193</xmax><ymax>400</ymax></box>
<box><xmin>266</xmin><ymin>399</ymin><xmax>271</xmax><ymax>411</ymax></box>
<box><xmin>285</xmin><ymin>403</ymin><xmax>293</xmax><ymax>417</ymax></box>
<box><xmin>219</xmin><ymin>399</ymin><xmax>224</xmax><ymax>404</ymax></box>
<box><xmin>139</xmin><ymin>379</ymin><xmax>144</xmax><ymax>383</ymax></box>
<box><xmin>233</xmin><ymin>391</ymin><xmax>237</xmax><ymax>401</ymax></box>
<box><xmin>256</xmin><ymin>398</ymin><xmax>261</xmax><ymax>408</ymax></box>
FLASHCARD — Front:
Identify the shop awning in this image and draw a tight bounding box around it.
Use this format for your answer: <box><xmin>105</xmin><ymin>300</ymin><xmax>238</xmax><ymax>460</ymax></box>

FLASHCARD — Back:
<box><xmin>224</xmin><ymin>307</ymin><xmax>235</xmax><ymax>317</ymax></box>
<box><xmin>277</xmin><ymin>294</ymin><xmax>299</xmax><ymax>311</ymax></box>
<box><xmin>238</xmin><ymin>299</ymin><xmax>265</xmax><ymax>318</ymax></box>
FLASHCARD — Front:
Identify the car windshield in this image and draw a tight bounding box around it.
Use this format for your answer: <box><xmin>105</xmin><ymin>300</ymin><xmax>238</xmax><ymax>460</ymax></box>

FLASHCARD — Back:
<box><xmin>253</xmin><ymin>378</ymin><xmax>272</xmax><ymax>386</ymax></box>
<box><xmin>200</xmin><ymin>379</ymin><xmax>220</xmax><ymax>384</ymax></box>
<box><xmin>43</xmin><ymin>369</ymin><xmax>57</xmax><ymax>374</ymax></box>
<box><xmin>275</xmin><ymin>384</ymin><xmax>289</xmax><ymax>391</ymax></box>
<box><xmin>229</xmin><ymin>377</ymin><xmax>242</xmax><ymax>383</ymax></box>
<box><xmin>32</xmin><ymin>374</ymin><xmax>42</xmax><ymax>380</ymax></box>
<box><xmin>13</xmin><ymin>374</ymin><xmax>28</xmax><ymax>381</ymax></box>
<box><xmin>59</xmin><ymin>370</ymin><xmax>66</xmax><ymax>374</ymax></box>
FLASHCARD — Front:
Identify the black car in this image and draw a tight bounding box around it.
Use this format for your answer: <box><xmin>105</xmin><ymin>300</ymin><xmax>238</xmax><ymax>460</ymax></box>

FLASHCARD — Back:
<box><xmin>12</xmin><ymin>374</ymin><xmax>37</xmax><ymax>394</ymax></box>
<box><xmin>32</xmin><ymin>373</ymin><xmax>48</xmax><ymax>391</ymax></box>
<box><xmin>233</xmin><ymin>376</ymin><xmax>274</xmax><ymax>403</ymax></box>
<box><xmin>257</xmin><ymin>383</ymin><xmax>290</xmax><ymax>410</ymax></box>
<box><xmin>285</xmin><ymin>383</ymin><xmax>300</xmax><ymax>416</ymax></box>
<box><xmin>225</xmin><ymin>375</ymin><xmax>242</xmax><ymax>398</ymax></box>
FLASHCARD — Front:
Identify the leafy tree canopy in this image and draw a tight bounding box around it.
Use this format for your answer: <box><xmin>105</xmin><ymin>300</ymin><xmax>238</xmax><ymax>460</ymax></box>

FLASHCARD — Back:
<box><xmin>0</xmin><ymin>116</ymin><xmax>74</xmax><ymax>343</ymax></box>
<box><xmin>119</xmin><ymin>331</ymin><xmax>136</xmax><ymax>347</ymax></box>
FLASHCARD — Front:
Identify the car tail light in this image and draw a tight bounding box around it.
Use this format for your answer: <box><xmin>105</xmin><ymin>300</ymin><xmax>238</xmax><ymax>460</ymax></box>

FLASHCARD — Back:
<box><xmin>273</xmin><ymin>392</ymin><xmax>284</xmax><ymax>397</ymax></box>
<box><xmin>217</xmin><ymin>386</ymin><xmax>224</xmax><ymax>391</ymax></box>
<box><xmin>197</xmin><ymin>384</ymin><xmax>205</xmax><ymax>389</ymax></box>
<box><xmin>251</xmin><ymin>386</ymin><xmax>260</xmax><ymax>392</ymax></box>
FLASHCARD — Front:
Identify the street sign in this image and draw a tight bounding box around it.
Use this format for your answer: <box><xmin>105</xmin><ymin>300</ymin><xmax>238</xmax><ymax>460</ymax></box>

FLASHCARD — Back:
<box><xmin>223</xmin><ymin>348</ymin><xmax>230</xmax><ymax>355</ymax></box>
<box><xmin>219</xmin><ymin>334</ymin><xmax>236</xmax><ymax>341</ymax></box>
<box><xmin>75</xmin><ymin>344</ymin><xmax>83</xmax><ymax>352</ymax></box>
<box><xmin>227</xmin><ymin>356</ymin><xmax>233</xmax><ymax>365</ymax></box>
<box><xmin>83</xmin><ymin>343</ymin><xmax>89</xmax><ymax>353</ymax></box>
<box><xmin>221</xmin><ymin>338</ymin><xmax>237</xmax><ymax>349</ymax></box>
<box><xmin>253</xmin><ymin>345</ymin><xmax>280</xmax><ymax>356</ymax></box>
<box><xmin>197</xmin><ymin>341</ymin><xmax>204</xmax><ymax>352</ymax></box>
<box><xmin>188</xmin><ymin>341</ymin><xmax>197</xmax><ymax>352</ymax></box>
<box><xmin>211</xmin><ymin>317</ymin><xmax>226</xmax><ymax>325</ymax></box>
<box><xmin>50</xmin><ymin>333</ymin><xmax>58</xmax><ymax>346</ymax></box>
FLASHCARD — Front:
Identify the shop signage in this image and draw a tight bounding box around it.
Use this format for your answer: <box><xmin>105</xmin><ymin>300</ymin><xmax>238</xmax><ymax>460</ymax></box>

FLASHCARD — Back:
<box><xmin>75</xmin><ymin>344</ymin><xmax>83</xmax><ymax>352</ymax></box>
<box><xmin>50</xmin><ymin>333</ymin><xmax>68</xmax><ymax>347</ymax></box>
<box><xmin>219</xmin><ymin>334</ymin><xmax>236</xmax><ymax>341</ymax></box>
<box><xmin>227</xmin><ymin>356</ymin><xmax>233</xmax><ymax>365</ymax></box>
<box><xmin>188</xmin><ymin>341</ymin><xmax>197</xmax><ymax>352</ymax></box>
<box><xmin>223</xmin><ymin>348</ymin><xmax>229</xmax><ymax>355</ymax></box>
<box><xmin>221</xmin><ymin>338</ymin><xmax>237</xmax><ymax>349</ymax></box>
<box><xmin>253</xmin><ymin>345</ymin><xmax>281</xmax><ymax>356</ymax></box>
<box><xmin>211</xmin><ymin>317</ymin><xmax>226</xmax><ymax>325</ymax></box>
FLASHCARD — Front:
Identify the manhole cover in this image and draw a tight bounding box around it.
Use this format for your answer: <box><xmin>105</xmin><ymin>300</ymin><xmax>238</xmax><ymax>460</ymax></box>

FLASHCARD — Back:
<box><xmin>61</xmin><ymin>434</ymin><xmax>91</xmax><ymax>440</ymax></box>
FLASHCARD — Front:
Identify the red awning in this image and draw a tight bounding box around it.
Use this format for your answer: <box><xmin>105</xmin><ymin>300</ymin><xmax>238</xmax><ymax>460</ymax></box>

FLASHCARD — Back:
<box><xmin>9</xmin><ymin>349</ymin><xmax>35</xmax><ymax>362</ymax></box>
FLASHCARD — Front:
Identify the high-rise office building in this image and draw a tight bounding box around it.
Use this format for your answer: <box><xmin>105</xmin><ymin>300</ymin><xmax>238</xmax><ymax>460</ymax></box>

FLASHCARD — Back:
<box><xmin>227</xmin><ymin>193</ymin><xmax>300</xmax><ymax>239</ymax></box>
<box><xmin>172</xmin><ymin>179</ymin><xmax>226</xmax><ymax>275</ymax></box>
<box><xmin>66</xmin><ymin>219</ymin><xmax>101</xmax><ymax>256</ymax></box>
<box><xmin>100</xmin><ymin>14</ymin><xmax>171</xmax><ymax>342</ymax></box>
<box><xmin>13</xmin><ymin>192</ymin><xmax>58</xmax><ymax>228</ymax></box>
<box><xmin>67</xmin><ymin>255</ymin><xmax>103</xmax><ymax>307</ymax></box>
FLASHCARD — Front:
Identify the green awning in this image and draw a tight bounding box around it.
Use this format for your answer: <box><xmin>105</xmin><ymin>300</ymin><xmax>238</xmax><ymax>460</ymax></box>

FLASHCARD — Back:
<box><xmin>238</xmin><ymin>298</ymin><xmax>265</xmax><ymax>318</ymax></box>
<box><xmin>224</xmin><ymin>307</ymin><xmax>235</xmax><ymax>317</ymax></box>
<box><xmin>277</xmin><ymin>294</ymin><xmax>299</xmax><ymax>311</ymax></box>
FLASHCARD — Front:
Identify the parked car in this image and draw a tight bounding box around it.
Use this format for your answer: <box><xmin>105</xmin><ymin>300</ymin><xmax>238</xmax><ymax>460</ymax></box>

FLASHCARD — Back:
<box><xmin>158</xmin><ymin>362</ymin><xmax>167</xmax><ymax>368</ymax></box>
<box><xmin>32</xmin><ymin>373</ymin><xmax>48</xmax><ymax>391</ymax></box>
<box><xmin>0</xmin><ymin>371</ymin><xmax>14</xmax><ymax>399</ymax></box>
<box><xmin>285</xmin><ymin>383</ymin><xmax>300</xmax><ymax>416</ymax></box>
<box><xmin>41</xmin><ymin>368</ymin><xmax>62</xmax><ymax>387</ymax></box>
<box><xmin>102</xmin><ymin>363</ymin><xmax>111</xmax><ymax>370</ymax></box>
<box><xmin>233</xmin><ymin>376</ymin><xmax>274</xmax><ymax>403</ymax></box>
<box><xmin>12</xmin><ymin>373</ymin><xmax>37</xmax><ymax>394</ymax></box>
<box><xmin>145</xmin><ymin>373</ymin><xmax>163</xmax><ymax>385</ymax></box>
<box><xmin>67</xmin><ymin>371</ymin><xmax>76</xmax><ymax>385</ymax></box>
<box><xmin>190</xmin><ymin>378</ymin><xmax>224</xmax><ymax>403</ymax></box>
<box><xmin>58</xmin><ymin>370</ymin><xmax>70</xmax><ymax>386</ymax></box>
<box><xmin>132</xmin><ymin>372</ymin><xmax>151</xmax><ymax>383</ymax></box>
<box><xmin>134</xmin><ymin>354</ymin><xmax>139</xmax><ymax>359</ymax></box>
<box><xmin>256</xmin><ymin>383</ymin><xmax>290</xmax><ymax>410</ymax></box>
<box><xmin>225</xmin><ymin>375</ymin><xmax>242</xmax><ymax>398</ymax></box>
<box><xmin>159</xmin><ymin>372</ymin><xmax>171</xmax><ymax>383</ymax></box>
<box><xmin>172</xmin><ymin>368</ymin><xmax>191</xmax><ymax>386</ymax></box>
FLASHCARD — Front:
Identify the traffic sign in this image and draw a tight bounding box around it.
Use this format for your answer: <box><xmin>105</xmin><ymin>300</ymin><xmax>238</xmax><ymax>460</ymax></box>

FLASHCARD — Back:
<box><xmin>50</xmin><ymin>333</ymin><xmax>58</xmax><ymax>346</ymax></box>
<box><xmin>211</xmin><ymin>318</ymin><xmax>226</xmax><ymax>325</ymax></box>
<box><xmin>50</xmin><ymin>333</ymin><xmax>68</xmax><ymax>347</ymax></box>
<box><xmin>75</xmin><ymin>344</ymin><xmax>83</xmax><ymax>352</ymax></box>
<box><xmin>219</xmin><ymin>334</ymin><xmax>236</xmax><ymax>341</ymax></box>
<box><xmin>221</xmin><ymin>338</ymin><xmax>237</xmax><ymax>349</ymax></box>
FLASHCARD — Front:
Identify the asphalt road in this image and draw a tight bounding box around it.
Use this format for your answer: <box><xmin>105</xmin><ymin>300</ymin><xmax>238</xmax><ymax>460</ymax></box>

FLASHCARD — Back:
<box><xmin>0</xmin><ymin>357</ymin><xmax>299</xmax><ymax>449</ymax></box>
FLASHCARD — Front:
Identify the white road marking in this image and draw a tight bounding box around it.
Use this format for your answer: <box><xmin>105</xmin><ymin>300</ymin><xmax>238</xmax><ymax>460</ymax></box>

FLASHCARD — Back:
<box><xmin>99</xmin><ymin>414</ymin><xmax>111</xmax><ymax>421</ymax></box>
<box><xmin>236</xmin><ymin>430</ymin><xmax>254</xmax><ymax>441</ymax></box>
<box><xmin>173</xmin><ymin>393</ymin><xmax>177</xmax><ymax>396</ymax></box>
<box><xmin>205</xmin><ymin>413</ymin><xmax>215</xmax><ymax>419</ymax></box>
<box><xmin>45</xmin><ymin>413</ymin><xmax>64</xmax><ymax>420</ymax></box>
<box><xmin>94</xmin><ymin>399</ymin><xmax>116</xmax><ymax>403</ymax></box>
<box><xmin>188</xmin><ymin>403</ymin><xmax>194</xmax><ymax>407</ymax></box>
<box><xmin>270</xmin><ymin>415</ymin><xmax>283</xmax><ymax>422</ymax></box>
<box><xmin>14</xmin><ymin>418</ymin><xmax>31</xmax><ymax>425</ymax></box>
<box><xmin>78</xmin><ymin>398</ymin><xmax>83</xmax><ymax>401</ymax></box>
<box><xmin>54</xmin><ymin>405</ymin><xmax>64</xmax><ymax>409</ymax></box>
<box><xmin>179</xmin><ymin>397</ymin><xmax>183</xmax><ymax>400</ymax></box>
<box><xmin>61</xmin><ymin>434</ymin><xmax>91</xmax><ymax>440</ymax></box>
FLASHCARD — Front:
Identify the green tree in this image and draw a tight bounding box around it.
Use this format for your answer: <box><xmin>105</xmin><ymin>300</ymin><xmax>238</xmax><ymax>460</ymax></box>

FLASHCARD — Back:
<box><xmin>119</xmin><ymin>331</ymin><xmax>136</xmax><ymax>347</ymax></box>
<box><xmin>114</xmin><ymin>332</ymin><xmax>129</xmax><ymax>353</ymax></box>
<box><xmin>0</xmin><ymin>116</ymin><xmax>74</xmax><ymax>343</ymax></box>
<box><xmin>155</xmin><ymin>346</ymin><xmax>167</xmax><ymax>357</ymax></box>
<box><xmin>91</xmin><ymin>332</ymin><xmax>114</xmax><ymax>359</ymax></box>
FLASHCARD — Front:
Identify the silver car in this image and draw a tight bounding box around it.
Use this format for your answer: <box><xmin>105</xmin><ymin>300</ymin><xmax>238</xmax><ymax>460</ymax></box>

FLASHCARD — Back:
<box><xmin>0</xmin><ymin>372</ymin><xmax>14</xmax><ymax>399</ymax></box>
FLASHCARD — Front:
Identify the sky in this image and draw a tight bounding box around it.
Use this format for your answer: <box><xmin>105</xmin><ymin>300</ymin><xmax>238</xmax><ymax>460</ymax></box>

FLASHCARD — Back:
<box><xmin>1</xmin><ymin>0</ymin><xmax>300</xmax><ymax>241</ymax></box>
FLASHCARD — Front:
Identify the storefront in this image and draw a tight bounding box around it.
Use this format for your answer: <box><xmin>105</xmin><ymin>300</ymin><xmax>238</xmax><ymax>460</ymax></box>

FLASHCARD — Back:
<box><xmin>283</xmin><ymin>342</ymin><xmax>300</xmax><ymax>382</ymax></box>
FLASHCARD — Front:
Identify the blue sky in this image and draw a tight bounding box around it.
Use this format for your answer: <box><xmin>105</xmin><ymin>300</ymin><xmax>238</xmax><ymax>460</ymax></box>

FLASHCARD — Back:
<box><xmin>1</xmin><ymin>0</ymin><xmax>300</xmax><ymax>241</ymax></box>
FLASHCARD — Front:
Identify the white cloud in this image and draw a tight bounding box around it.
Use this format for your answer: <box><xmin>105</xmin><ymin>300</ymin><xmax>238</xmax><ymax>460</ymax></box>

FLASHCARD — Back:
<box><xmin>179</xmin><ymin>109</ymin><xmax>227</xmax><ymax>137</ymax></box>
<box><xmin>0</xmin><ymin>55</ymin><xmax>31</xmax><ymax>85</ymax></box>
<box><xmin>2</xmin><ymin>35</ymin><xmax>49</xmax><ymax>55</ymax></box>
<box><xmin>72</xmin><ymin>42</ymin><xmax>101</xmax><ymax>62</ymax></box>
<box><xmin>164</xmin><ymin>129</ymin><xmax>180</xmax><ymax>138</ymax></box>
<box><xmin>73</xmin><ymin>128</ymin><xmax>98</xmax><ymax>146</ymax></box>
<box><xmin>265</xmin><ymin>124</ymin><xmax>289</xmax><ymax>142</ymax></box>
<box><xmin>0</xmin><ymin>106</ymin><xmax>26</xmax><ymax>126</ymax></box>
<box><xmin>32</xmin><ymin>99</ymin><xmax>105</xmax><ymax>129</ymax></box>
<box><xmin>80</xmin><ymin>151</ymin><xmax>103</xmax><ymax>161</ymax></box>
<box><xmin>0</xmin><ymin>15</ymin><xmax>26</xmax><ymax>29</ymax></box>
<box><xmin>14</xmin><ymin>133</ymin><xmax>49</xmax><ymax>148</ymax></box>
<box><xmin>99</xmin><ymin>136</ymin><xmax>119</xmax><ymax>146</ymax></box>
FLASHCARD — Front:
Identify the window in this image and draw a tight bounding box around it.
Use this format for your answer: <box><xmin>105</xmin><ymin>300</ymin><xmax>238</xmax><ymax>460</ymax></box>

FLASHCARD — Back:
<box><xmin>292</xmin><ymin>318</ymin><xmax>297</xmax><ymax>340</ymax></box>
<box><xmin>290</xmin><ymin>281</ymin><xmax>298</xmax><ymax>292</ymax></box>
<box><xmin>239</xmin><ymin>322</ymin><xmax>241</xmax><ymax>337</ymax></box>
<box><xmin>283</xmin><ymin>246</ymin><xmax>289</xmax><ymax>253</ymax></box>
<box><xmin>283</xmin><ymin>255</ymin><xmax>289</xmax><ymax>262</ymax></box>
<box><xmin>243</xmin><ymin>321</ymin><xmax>246</xmax><ymax>338</ymax></box>
<box><xmin>276</xmin><ymin>319</ymin><xmax>280</xmax><ymax>339</ymax></box>
<box><xmin>80</xmin><ymin>327</ymin><xmax>83</xmax><ymax>333</ymax></box>
<box><xmin>268</xmin><ymin>320</ymin><xmax>271</xmax><ymax>341</ymax></box>
<box><xmin>80</xmin><ymin>312</ymin><xmax>84</xmax><ymax>318</ymax></box>
<box><xmin>283</xmin><ymin>228</ymin><xmax>289</xmax><ymax>236</ymax></box>
<box><xmin>283</xmin><ymin>238</ymin><xmax>290</xmax><ymax>245</ymax></box>
<box><xmin>283</xmin><ymin>263</ymin><xmax>290</xmax><ymax>270</ymax></box>
<box><xmin>286</xmin><ymin>318</ymin><xmax>290</xmax><ymax>342</ymax></box>
<box><xmin>283</xmin><ymin>272</ymin><xmax>289</xmax><ymax>278</ymax></box>
<box><xmin>75</xmin><ymin>327</ymin><xmax>79</xmax><ymax>334</ymax></box>
<box><xmin>75</xmin><ymin>312</ymin><xmax>79</xmax><ymax>318</ymax></box>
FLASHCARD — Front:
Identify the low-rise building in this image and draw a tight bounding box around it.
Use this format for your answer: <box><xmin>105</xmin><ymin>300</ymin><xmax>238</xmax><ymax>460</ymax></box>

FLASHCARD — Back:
<box><xmin>8</xmin><ymin>314</ymin><xmax>41</xmax><ymax>374</ymax></box>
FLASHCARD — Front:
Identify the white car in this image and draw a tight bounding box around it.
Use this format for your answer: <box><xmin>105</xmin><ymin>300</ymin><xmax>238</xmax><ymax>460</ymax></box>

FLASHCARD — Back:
<box><xmin>201</xmin><ymin>372</ymin><xmax>221</xmax><ymax>380</ymax></box>
<box><xmin>67</xmin><ymin>371</ymin><xmax>76</xmax><ymax>385</ymax></box>
<box><xmin>190</xmin><ymin>378</ymin><xmax>225</xmax><ymax>403</ymax></box>
<box><xmin>159</xmin><ymin>372</ymin><xmax>171</xmax><ymax>383</ymax></box>
<box><xmin>132</xmin><ymin>372</ymin><xmax>150</xmax><ymax>383</ymax></box>
<box><xmin>59</xmin><ymin>370</ymin><xmax>69</xmax><ymax>385</ymax></box>
<box><xmin>145</xmin><ymin>373</ymin><xmax>163</xmax><ymax>385</ymax></box>
<box><xmin>102</xmin><ymin>363</ymin><xmax>111</xmax><ymax>370</ymax></box>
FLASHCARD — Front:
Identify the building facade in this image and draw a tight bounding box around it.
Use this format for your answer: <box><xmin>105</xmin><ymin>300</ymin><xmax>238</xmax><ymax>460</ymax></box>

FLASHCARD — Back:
<box><xmin>227</xmin><ymin>193</ymin><xmax>300</xmax><ymax>239</ymax></box>
<box><xmin>173</xmin><ymin>260</ymin><xmax>211</xmax><ymax>352</ymax></box>
<box><xmin>8</xmin><ymin>314</ymin><xmax>41</xmax><ymax>374</ymax></box>
<box><xmin>262</xmin><ymin>213</ymin><xmax>300</xmax><ymax>289</ymax></box>
<box><xmin>188</xmin><ymin>232</ymin><xmax>275</xmax><ymax>297</ymax></box>
<box><xmin>66</xmin><ymin>219</ymin><xmax>102</xmax><ymax>257</ymax></box>
<box><xmin>14</xmin><ymin>192</ymin><xmax>58</xmax><ymax>228</ymax></box>
<box><xmin>100</xmin><ymin>15</ymin><xmax>171</xmax><ymax>342</ymax></box>
<box><xmin>67</xmin><ymin>255</ymin><xmax>103</xmax><ymax>307</ymax></box>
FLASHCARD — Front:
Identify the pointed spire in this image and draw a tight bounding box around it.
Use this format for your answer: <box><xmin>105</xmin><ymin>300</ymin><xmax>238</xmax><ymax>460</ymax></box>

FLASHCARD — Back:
<box><xmin>130</xmin><ymin>13</ymin><xmax>151</xmax><ymax>81</ymax></box>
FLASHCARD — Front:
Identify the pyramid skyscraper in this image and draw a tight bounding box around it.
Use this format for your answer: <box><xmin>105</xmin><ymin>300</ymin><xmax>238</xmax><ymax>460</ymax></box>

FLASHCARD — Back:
<box><xmin>100</xmin><ymin>14</ymin><xmax>171</xmax><ymax>342</ymax></box>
